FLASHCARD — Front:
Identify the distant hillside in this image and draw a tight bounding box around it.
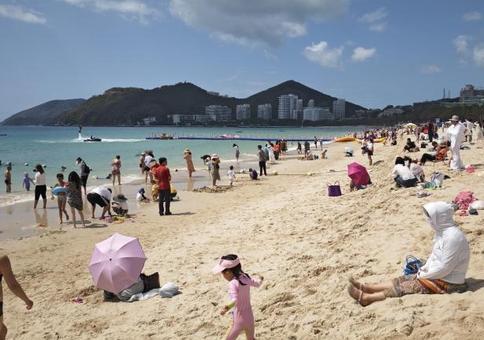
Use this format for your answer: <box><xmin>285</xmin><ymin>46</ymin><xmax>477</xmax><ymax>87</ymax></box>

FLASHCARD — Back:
<box><xmin>55</xmin><ymin>80</ymin><xmax>366</xmax><ymax>126</ymax></box>
<box><xmin>2</xmin><ymin>99</ymin><xmax>85</xmax><ymax>125</ymax></box>
<box><xmin>1</xmin><ymin>81</ymin><xmax>367</xmax><ymax>126</ymax></box>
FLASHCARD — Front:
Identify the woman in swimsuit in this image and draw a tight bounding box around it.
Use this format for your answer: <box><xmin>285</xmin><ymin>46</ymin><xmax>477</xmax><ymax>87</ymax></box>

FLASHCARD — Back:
<box><xmin>0</xmin><ymin>255</ymin><xmax>33</xmax><ymax>340</ymax></box>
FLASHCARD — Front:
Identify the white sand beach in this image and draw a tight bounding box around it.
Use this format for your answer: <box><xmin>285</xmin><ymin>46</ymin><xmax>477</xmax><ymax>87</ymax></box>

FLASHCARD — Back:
<box><xmin>1</xmin><ymin>138</ymin><xmax>484</xmax><ymax>339</ymax></box>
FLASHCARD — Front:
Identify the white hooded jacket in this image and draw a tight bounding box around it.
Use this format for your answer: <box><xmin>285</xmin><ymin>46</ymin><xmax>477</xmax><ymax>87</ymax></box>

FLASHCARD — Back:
<box><xmin>417</xmin><ymin>202</ymin><xmax>470</xmax><ymax>284</ymax></box>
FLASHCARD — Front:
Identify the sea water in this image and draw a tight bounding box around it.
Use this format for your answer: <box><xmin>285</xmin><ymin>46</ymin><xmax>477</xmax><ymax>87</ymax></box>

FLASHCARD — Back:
<box><xmin>0</xmin><ymin>125</ymin><xmax>364</xmax><ymax>207</ymax></box>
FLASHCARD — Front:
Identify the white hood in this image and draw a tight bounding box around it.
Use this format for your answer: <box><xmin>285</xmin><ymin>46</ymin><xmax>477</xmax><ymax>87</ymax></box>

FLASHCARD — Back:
<box><xmin>423</xmin><ymin>201</ymin><xmax>456</xmax><ymax>232</ymax></box>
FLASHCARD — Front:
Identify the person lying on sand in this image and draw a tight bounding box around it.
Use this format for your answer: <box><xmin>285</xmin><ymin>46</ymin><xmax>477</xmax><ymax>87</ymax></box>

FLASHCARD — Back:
<box><xmin>348</xmin><ymin>202</ymin><xmax>469</xmax><ymax>306</ymax></box>
<box><xmin>0</xmin><ymin>255</ymin><xmax>33</xmax><ymax>340</ymax></box>
<box><xmin>103</xmin><ymin>273</ymin><xmax>160</xmax><ymax>302</ymax></box>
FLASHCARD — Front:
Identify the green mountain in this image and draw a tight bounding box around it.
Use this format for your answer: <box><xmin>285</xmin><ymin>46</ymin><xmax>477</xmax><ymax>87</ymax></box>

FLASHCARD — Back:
<box><xmin>1</xmin><ymin>99</ymin><xmax>85</xmax><ymax>126</ymax></box>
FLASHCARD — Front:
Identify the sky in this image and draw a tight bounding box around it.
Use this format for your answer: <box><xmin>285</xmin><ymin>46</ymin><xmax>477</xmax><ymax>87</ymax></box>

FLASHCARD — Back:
<box><xmin>0</xmin><ymin>0</ymin><xmax>484</xmax><ymax>119</ymax></box>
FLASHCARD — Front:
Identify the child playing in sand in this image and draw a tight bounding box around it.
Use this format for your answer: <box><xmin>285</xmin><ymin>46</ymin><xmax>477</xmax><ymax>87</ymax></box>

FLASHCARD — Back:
<box><xmin>248</xmin><ymin>168</ymin><xmax>258</xmax><ymax>180</ymax></box>
<box><xmin>136</xmin><ymin>188</ymin><xmax>150</xmax><ymax>202</ymax></box>
<box><xmin>227</xmin><ymin>166</ymin><xmax>236</xmax><ymax>186</ymax></box>
<box><xmin>22</xmin><ymin>172</ymin><xmax>31</xmax><ymax>191</ymax></box>
<box><xmin>4</xmin><ymin>165</ymin><xmax>12</xmax><ymax>193</ymax></box>
<box><xmin>54</xmin><ymin>173</ymin><xmax>69</xmax><ymax>224</ymax></box>
<box><xmin>213</xmin><ymin>254</ymin><xmax>263</xmax><ymax>340</ymax></box>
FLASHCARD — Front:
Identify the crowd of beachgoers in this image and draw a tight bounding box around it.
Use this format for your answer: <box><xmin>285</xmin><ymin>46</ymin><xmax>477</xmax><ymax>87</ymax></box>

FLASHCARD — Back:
<box><xmin>1</xmin><ymin>115</ymin><xmax>483</xmax><ymax>339</ymax></box>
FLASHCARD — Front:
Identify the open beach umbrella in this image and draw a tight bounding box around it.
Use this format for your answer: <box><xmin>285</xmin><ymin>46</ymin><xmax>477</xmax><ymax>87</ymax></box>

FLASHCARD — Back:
<box><xmin>347</xmin><ymin>162</ymin><xmax>370</xmax><ymax>186</ymax></box>
<box><xmin>89</xmin><ymin>233</ymin><xmax>146</xmax><ymax>294</ymax></box>
<box><xmin>404</xmin><ymin>123</ymin><xmax>417</xmax><ymax>128</ymax></box>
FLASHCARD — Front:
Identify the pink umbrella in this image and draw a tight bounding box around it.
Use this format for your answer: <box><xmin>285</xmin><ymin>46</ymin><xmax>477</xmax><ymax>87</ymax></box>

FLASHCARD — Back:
<box><xmin>347</xmin><ymin>162</ymin><xmax>370</xmax><ymax>186</ymax></box>
<box><xmin>89</xmin><ymin>233</ymin><xmax>146</xmax><ymax>294</ymax></box>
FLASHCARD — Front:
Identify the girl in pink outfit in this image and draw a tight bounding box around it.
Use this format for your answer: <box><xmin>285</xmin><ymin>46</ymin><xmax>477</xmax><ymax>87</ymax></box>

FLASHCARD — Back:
<box><xmin>213</xmin><ymin>254</ymin><xmax>263</xmax><ymax>340</ymax></box>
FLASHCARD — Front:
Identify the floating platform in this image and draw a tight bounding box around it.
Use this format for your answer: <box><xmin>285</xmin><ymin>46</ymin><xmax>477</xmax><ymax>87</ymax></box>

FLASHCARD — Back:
<box><xmin>146</xmin><ymin>136</ymin><xmax>333</xmax><ymax>142</ymax></box>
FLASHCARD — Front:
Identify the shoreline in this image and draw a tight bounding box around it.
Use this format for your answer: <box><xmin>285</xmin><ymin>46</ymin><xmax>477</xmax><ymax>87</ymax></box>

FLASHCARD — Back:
<box><xmin>1</xmin><ymin>138</ymin><xmax>483</xmax><ymax>339</ymax></box>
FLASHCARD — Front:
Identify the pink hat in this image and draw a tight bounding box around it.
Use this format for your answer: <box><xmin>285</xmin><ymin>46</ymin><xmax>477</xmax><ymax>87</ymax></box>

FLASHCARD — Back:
<box><xmin>212</xmin><ymin>257</ymin><xmax>240</xmax><ymax>274</ymax></box>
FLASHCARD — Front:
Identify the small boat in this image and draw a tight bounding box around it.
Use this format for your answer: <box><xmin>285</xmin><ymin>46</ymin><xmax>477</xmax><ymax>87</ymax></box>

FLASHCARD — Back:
<box><xmin>84</xmin><ymin>136</ymin><xmax>102</xmax><ymax>142</ymax></box>
<box><xmin>0</xmin><ymin>133</ymin><xmax>7</xmax><ymax>137</ymax></box>
<box><xmin>145</xmin><ymin>133</ymin><xmax>174</xmax><ymax>140</ymax></box>
<box><xmin>219</xmin><ymin>134</ymin><xmax>240</xmax><ymax>139</ymax></box>
<box><xmin>334</xmin><ymin>136</ymin><xmax>356</xmax><ymax>143</ymax></box>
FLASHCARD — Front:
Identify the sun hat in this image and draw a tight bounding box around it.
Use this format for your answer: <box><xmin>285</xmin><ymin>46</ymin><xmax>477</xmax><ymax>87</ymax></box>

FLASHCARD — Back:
<box><xmin>451</xmin><ymin>115</ymin><xmax>459</xmax><ymax>122</ymax></box>
<box><xmin>212</xmin><ymin>257</ymin><xmax>240</xmax><ymax>274</ymax></box>
<box><xmin>212</xmin><ymin>153</ymin><xmax>219</xmax><ymax>159</ymax></box>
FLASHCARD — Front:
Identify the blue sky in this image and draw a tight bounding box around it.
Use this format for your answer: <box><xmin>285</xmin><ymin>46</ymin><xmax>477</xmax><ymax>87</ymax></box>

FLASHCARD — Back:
<box><xmin>1</xmin><ymin>0</ymin><xmax>483</xmax><ymax>119</ymax></box>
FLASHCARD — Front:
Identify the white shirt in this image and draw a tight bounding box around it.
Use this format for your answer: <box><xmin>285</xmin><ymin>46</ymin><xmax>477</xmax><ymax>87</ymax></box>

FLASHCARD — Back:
<box><xmin>91</xmin><ymin>186</ymin><xmax>112</xmax><ymax>201</ymax></box>
<box><xmin>144</xmin><ymin>155</ymin><xmax>153</xmax><ymax>167</ymax></box>
<box><xmin>391</xmin><ymin>164</ymin><xmax>415</xmax><ymax>180</ymax></box>
<box><xmin>34</xmin><ymin>172</ymin><xmax>46</xmax><ymax>186</ymax></box>
<box><xmin>410</xmin><ymin>163</ymin><xmax>424</xmax><ymax>178</ymax></box>
<box><xmin>447</xmin><ymin>123</ymin><xmax>465</xmax><ymax>148</ymax></box>
<box><xmin>227</xmin><ymin>169</ymin><xmax>236</xmax><ymax>181</ymax></box>
<box><xmin>418</xmin><ymin>202</ymin><xmax>470</xmax><ymax>284</ymax></box>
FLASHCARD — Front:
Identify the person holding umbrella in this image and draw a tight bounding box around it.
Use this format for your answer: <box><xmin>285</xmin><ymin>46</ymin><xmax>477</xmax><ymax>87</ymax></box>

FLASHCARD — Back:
<box><xmin>88</xmin><ymin>233</ymin><xmax>161</xmax><ymax>302</ymax></box>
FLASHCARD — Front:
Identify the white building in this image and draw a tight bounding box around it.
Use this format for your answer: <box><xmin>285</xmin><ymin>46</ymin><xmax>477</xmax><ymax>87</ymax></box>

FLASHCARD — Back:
<box><xmin>278</xmin><ymin>94</ymin><xmax>298</xmax><ymax>120</ymax></box>
<box><xmin>333</xmin><ymin>99</ymin><xmax>346</xmax><ymax>119</ymax></box>
<box><xmin>295</xmin><ymin>99</ymin><xmax>303</xmax><ymax>120</ymax></box>
<box><xmin>257</xmin><ymin>104</ymin><xmax>272</xmax><ymax>120</ymax></box>
<box><xmin>205</xmin><ymin>105</ymin><xmax>232</xmax><ymax>121</ymax></box>
<box><xmin>172</xmin><ymin>114</ymin><xmax>211</xmax><ymax>125</ymax></box>
<box><xmin>378</xmin><ymin>108</ymin><xmax>404</xmax><ymax>117</ymax></box>
<box><xmin>236</xmin><ymin>104</ymin><xmax>251</xmax><ymax>120</ymax></box>
<box><xmin>303</xmin><ymin>107</ymin><xmax>333</xmax><ymax>121</ymax></box>
<box><xmin>141</xmin><ymin>116</ymin><xmax>156</xmax><ymax>125</ymax></box>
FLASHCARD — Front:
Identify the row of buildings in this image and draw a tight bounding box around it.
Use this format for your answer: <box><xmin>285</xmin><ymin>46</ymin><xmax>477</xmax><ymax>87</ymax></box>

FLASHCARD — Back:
<box><xmin>172</xmin><ymin>95</ymin><xmax>347</xmax><ymax>124</ymax></box>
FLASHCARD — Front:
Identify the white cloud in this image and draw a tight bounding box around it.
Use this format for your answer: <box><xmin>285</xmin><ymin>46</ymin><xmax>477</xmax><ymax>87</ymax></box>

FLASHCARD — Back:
<box><xmin>0</xmin><ymin>4</ymin><xmax>46</xmax><ymax>24</ymax></box>
<box><xmin>359</xmin><ymin>7</ymin><xmax>388</xmax><ymax>32</ymax></box>
<box><xmin>369</xmin><ymin>22</ymin><xmax>387</xmax><ymax>32</ymax></box>
<box><xmin>351</xmin><ymin>47</ymin><xmax>376</xmax><ymax>62</ymax></box>
<box><xmin>62</xmin><ymin>0</ymin><xmax>159</xmax><ymax>22</ymax></box>
<box><xmin>420</xmin><ymin>64</ymin><xmax>441</xmax><ymax>74</ymax></box>
<box><xmin>473</xmin><ymin>45</ymin><xmax>484</xmax><ymax>67</ymax></box>
<box><xmin>453</xmin><ymin>35</ymin><xmax>470</xmax><ymax>55</ymax></box>
<box><xmin>359</xmin><ymin>7</ymin><xmax>388</xmax><ymax>23</ymax></box>
<box><xmin>463</xmin><ymin>11</ymin><xmax>481</xmax><ymax>22</ymax></box>
<box><xmin>303</xmin><ymin>41</ymin><xmax>343</xmax><ymax>68</ymax></box>
<box><xmin>169</xmin><ymin>0</ymin><xmax>348</xmax><ymax>47</ymax></box>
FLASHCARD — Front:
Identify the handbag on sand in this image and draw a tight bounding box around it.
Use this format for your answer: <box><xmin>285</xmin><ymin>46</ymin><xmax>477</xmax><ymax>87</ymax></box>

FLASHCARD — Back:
<box><xmin>327</xmin><ymin>182</ymin><xmax>342</xmax><ymax>197</ymax></box>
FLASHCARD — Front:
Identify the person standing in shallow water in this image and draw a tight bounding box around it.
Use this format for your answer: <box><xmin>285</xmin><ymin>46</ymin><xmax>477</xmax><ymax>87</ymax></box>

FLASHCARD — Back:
<box><xmin>183</xmin><ymin>149</ymin><xmax>195</xmax><ymax>178</ymax></box>
<box><xmin>33</xmin><ymin>164</ymin><xmax>47</xmax><ymax>209</ymax></box>
<box><xmin>111</xmin><ymin>155</ymin><xmax>121</xmax><ymax>186</ymax></box>
<box><xmin>4</xmin><ymin>165</ymin><xmax>11</xmax><ymax>193</ymax></box>
<box><xmin>211</xmin><ymin>154</ymin><xmax>221</xmax><ymax>187</ymax></box>
<box><xmin>0</xmin><ymin>254</ymin><xmax>34</xmax><ymax>340</ymax></box>
<box><xmin>233</xmin><ymin>144</ymin><xmax>240</xmax><ymax>163</ymax></box>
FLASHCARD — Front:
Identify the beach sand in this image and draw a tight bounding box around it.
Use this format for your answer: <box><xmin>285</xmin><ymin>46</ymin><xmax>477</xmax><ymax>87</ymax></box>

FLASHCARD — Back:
<box><xmin>1</xmin><ymin>138</ymin><xmax>483</xmax><ymax>339</ymax></box>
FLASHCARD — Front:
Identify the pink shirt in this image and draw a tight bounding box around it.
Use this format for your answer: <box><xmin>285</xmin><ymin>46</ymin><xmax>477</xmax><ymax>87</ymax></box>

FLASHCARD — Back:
<box><xmin>228</xmin><ymin>275</ymin><xmax>261</xmax><ymax>320</ymax></box>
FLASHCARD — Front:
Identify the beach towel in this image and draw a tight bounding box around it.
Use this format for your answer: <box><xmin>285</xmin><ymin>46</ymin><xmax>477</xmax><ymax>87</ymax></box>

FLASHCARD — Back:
<box><xmin>453</xmin><ymin>191</ymin><xmax>477</xmax><ymax>216</ymax></box>
<box><xmin>127</xmin><ymin>282</ymin><xmax>179</xmax><ymax>302</ymax></box>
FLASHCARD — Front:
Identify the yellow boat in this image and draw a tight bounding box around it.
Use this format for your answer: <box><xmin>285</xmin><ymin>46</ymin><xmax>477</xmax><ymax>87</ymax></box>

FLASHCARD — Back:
<box><xmin>356</xmin><ymin>137</ymin><xmax>386</xmax><ymax>144</ymax></box>
<box><xmin>334</xmin><ymin>136</ymin><xmax>356</xmax><ymax>142</ymax></box>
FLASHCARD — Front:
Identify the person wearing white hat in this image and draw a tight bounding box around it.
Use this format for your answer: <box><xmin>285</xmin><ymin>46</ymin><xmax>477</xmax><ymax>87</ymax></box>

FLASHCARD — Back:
<box><xmin>446</xmin><ymin>115</ymin><xmax>466</xmax><ymax>170</ymax></box>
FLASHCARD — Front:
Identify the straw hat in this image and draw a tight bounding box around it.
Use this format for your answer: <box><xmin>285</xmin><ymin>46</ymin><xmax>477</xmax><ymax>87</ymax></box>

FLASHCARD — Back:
<box><xmin>212</xmin><ymin>153</ymin><xmax>219</xmax><ymax>159</ymax></box>
<box><xmin>184</xmin><ymin>148</ymin><xmax>191</xmax><ymax>153</ymax></box>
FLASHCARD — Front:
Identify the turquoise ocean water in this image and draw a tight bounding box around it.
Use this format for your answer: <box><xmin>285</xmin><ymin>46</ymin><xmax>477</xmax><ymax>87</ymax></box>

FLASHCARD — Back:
<box><xmin>0</xmin><ymin>125</ymin><xmax>364</xmax><ymax>206</ymax></box>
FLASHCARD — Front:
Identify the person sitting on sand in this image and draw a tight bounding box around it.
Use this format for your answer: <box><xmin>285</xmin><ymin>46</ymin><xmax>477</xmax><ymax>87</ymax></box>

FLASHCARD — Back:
<box><xmin>410</xmin><ymin>159</ymin><xmax>425</xmax><ymax>182</ymax></box>
<box><xmin>0</xmin><ymin>255</ymin><xmax>34</xmax><ymax>340</ymax></box>
<box><xmin>87</xmin><ymin>186</ymin><xmax>112</xmax><ymax>219</ymax></box>
<box><xmin>420</xmin><ymin>142</ymin><xmax>449</xmax><ymax>165</ymax></box>
<box><xmin>213</xmin><ymin>254</ymin><xmax>263</xmax><ymax>340</ymax></box>
<box><xmin>103</xmin><ymin>272</ymin><xmax>160</xmax><ymax>302</ymax></box>
<box><xmin>136</xmin><ymin>188</ymin><xmax>150</xmax><ymax>203</ymax></box>
<box><xmin>403</xmin><ymin>138</ymin><xmax>418</xmax><ymax>152</ymax></box>
<box><xmin>348</xmin><ymin>201</ymin><xmax>469</xmax><ymax>306</ymax></box>
<box><xmin>392</xmin><ymin>157</ymin><xmax>417</xmax><ymax>188</ymax></box>
<box><xmin>248</xmin><ymin>168</ymin><xmax>258</xmax><ymax>180</ymax></box>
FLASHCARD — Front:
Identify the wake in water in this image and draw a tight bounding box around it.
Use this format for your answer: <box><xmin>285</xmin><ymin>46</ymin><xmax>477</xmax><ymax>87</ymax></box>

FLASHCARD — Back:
<box><xmin>36</xmin><ymin>135</ymin><xmax>145</xmax><ymax>143</ymax></box>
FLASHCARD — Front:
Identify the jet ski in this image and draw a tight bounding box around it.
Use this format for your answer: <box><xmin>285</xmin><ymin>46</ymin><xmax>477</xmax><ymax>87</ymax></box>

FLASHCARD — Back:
<box><xmin>84</xmin><ymin>136</ymin><xmax>102</xmax><ymax>142</ymax></box>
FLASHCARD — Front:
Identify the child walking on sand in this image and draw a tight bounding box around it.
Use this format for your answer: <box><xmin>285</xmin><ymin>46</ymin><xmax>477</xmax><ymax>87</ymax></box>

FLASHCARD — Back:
<box><xmin>54</xmin><ymin>173</ymin><xmax>69</xmax><ymax>224</ymax></box>
<box><xmin>227</xmin><ymin>165</ymin><xmax>236</xmax><ymax>186</ymax></box>
<box><xmin>213</xmin><ymin>254</ymin><xmax>263</xmax><ymax>340</ymax></box>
